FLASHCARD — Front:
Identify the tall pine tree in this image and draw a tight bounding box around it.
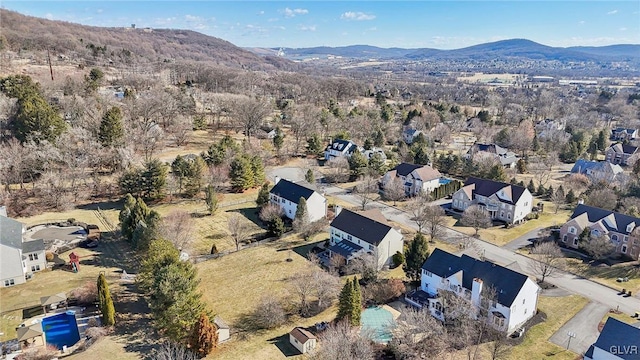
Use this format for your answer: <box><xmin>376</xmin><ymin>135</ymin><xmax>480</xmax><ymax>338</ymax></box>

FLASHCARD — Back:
<box><xmin>403</xmin><ymin>233</ymin><xmax>430</xmax><ymax>281</ymax></box>
<box><xmin>98</xmin><ymin>106</ymin><xmax>124</xmax><ymax>147</ymax></box>
<box><xmin>336</xmin><ymin>279</ymin><xmax>353</xmax><ymax>322</ymax></box>
<box><xmin>350</xmin><ymin>277</ymin><xmax>362</xmax><ymax>326</ymax></box>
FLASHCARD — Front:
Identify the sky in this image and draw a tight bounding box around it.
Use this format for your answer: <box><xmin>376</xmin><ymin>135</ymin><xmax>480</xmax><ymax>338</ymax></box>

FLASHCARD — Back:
<box><xmin>2</xmin><ymin>1</ymin><xmax>640</xmax><ymax>49</ymax></box>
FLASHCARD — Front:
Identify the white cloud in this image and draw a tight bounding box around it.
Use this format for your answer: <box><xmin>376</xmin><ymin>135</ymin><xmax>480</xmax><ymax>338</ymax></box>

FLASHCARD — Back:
<box><xmin>44</xmin><ymin>13</ymin><xmax>54</xmax><ymax>20</ymax></box>
<box><xmin>96</xmin><ymin>9</ymin><xmax>103</xmax><ymax>14</ymax></box>
<box><xmin>154</xmin><ymin>17</ymin><xmax>176</xmax><ymax>26</ymax></box>
<box><xmin>185</xmin><ymin>15</ymin><xmax>203</xmax><ymax>22</ymax></box>
<box><xmin>341</xmin><ymin>11</ymin><xmax>376</xmax><ymax>21</ymax></box>
<box><xmin>607</xmin><ymin>9</ymin><xmax>618</xmax><ymax>15</ymax></box>
<box><xmin>258</xmin><ymin>11</ymin><xmax>265</xmax><ymax>16</ymax></box>
<box><xmin>619</xmin><ymin>27</ymin><xmax>627</xmax><ymax>31</ymax></box>
<box><xmin>368</xmin><ymin>27</ymin><xmax>377</xmax><ymax>31</ymax></box>
<box><xmin>274</xmin><ymin>25</ymin><xmax>286</xmax><ymax>30</ymax></box>
<box><xmin>299</xmin><ymin>25</ymin><xmax>316</xmax><ymax>32</ymax></box>
<box><xmin>283</xmin><ymin>8</ymin><xmax>308</xmax><ymax>18</ymax></box>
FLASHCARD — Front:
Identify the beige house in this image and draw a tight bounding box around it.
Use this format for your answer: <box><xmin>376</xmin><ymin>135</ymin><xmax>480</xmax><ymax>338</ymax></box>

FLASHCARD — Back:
<box><xmin>289</xmin><ymin>327</ymin><xmax>316</xmax><ymax>354</ymax></box>
<box><xmin>381</xmin><ymin>163</ymin><xmax>442</xmax><ymax>196</ymax></box>
<box><xmin>605</xmin><ymin>143</ymin><xmax>638</xmax><ymax>166</ymax></box>
<box><xmin>559</xmin><ymin>204</ymin><xmax>640</xmax><ymax>260</ymax></box>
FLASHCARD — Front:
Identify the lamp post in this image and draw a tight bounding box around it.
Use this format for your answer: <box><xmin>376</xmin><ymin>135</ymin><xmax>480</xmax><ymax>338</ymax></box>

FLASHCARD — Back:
<box><xmin>566</xmin><ymin>331</ymin><xmax>576</xmax><ymax>350</ymax></box>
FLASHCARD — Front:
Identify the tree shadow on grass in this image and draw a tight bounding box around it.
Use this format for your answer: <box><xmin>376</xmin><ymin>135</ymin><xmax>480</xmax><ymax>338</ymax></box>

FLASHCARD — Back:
<box><xmin>77</xmin><ymin>201</ymin><xmax>123</xmax><ymax>211</ymax></box>
<box><xmin>292</xmin><ymin>240</ymin><xmax>324</xmax><ymax>259</ymax></box>
<box><xmin>233</xmin><ymin>207</ymin><xmax>266</xmax><ymax>229</ymax></box>
<box><xmin>267</xmin><ymin>334</ymin><xmax>300</xmax><ymax>357</ymax></box>
<box><xmin>113</xmin><ymin>282</ymin><xmax>159</xmax><ymax>359</ymax></box>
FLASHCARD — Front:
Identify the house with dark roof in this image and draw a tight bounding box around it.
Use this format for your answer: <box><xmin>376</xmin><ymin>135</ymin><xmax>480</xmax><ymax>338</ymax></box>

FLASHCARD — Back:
<box><xmin>605</xmin><ymin>143</ymin><xmax>638</xmax><ymax>166</ymax></box>
<box><xmin>570</xmin><ymin>160</ymin><xmax>624</xmax><ymax>183</ymax></box>
<box><xmin>611</xmin><ymin>127</ymin><xmax>639</xmax><ymax>142</ymax></box>
<box><xmin>269</xmin><ymin>178</ymin><xmax>327</xmax><ymax>223</ymax></box>
<box><xmin>289</xmin><ymin>327</ymin><xmax>317</xmax><ymax>354</ymax></box>
<box><xmin>1</xmin><ymin>208</ymin><xmax>47</xmax><ymax>287</ymax></box>
<box><xmin>381</xmin><ymin>163</ymin><xmax>443</xmax><ymax>196</ymax></box>
<box><xmin>328</xmin><ymin>207</ymin><xmax>403</xmax><ymax>270</ymax></box>
<box><xmin>415</xmin><ymin>248</ymin><xmax>540</xmax><ymax>333</ymax></box>
<box><xmin>452</xmin><ymin>177</ymin><xmax>533</xmax><ymax>224</ymax></box>
<box><xmin>559</xmin><ymin>204</ymin><xmax>640</xmax><ymax>260</ymax></box>
<box><xmin>584</xmin><ymin>317</ymin><xmax>640</xmax><ymax>360</ymax></box>
<box><xmin>324</xmin><ymin>139</ymin><xmax>361</xmax><ymax>160</ymax></box>
<box><xmin>466</xmin><ymin>143</ymin><xmax>518</xmax><ymax>168</ymax></box>
<box><xmin>403</xmin><ymin>128</ymin><xmax>424</xmax><ymax>144</ymax></box>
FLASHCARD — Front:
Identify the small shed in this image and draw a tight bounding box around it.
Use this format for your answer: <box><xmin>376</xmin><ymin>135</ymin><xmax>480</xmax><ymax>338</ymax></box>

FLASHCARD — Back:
<box><xmin>16</xmin><ymin>323</ymin><xmax>45</xmax><ymax>349</ymax></box>
<box><xmin>289</xmin><ymin>327</ymin><xmax>317</xmax><ymax>354</ymax></box>
<box><xmin>214</xmin><ymin>316</ymin><xmax>230</xmax><ymax>343</ymax></box>
<box><xmin>41</xmin><ymin>292</ymin><xmax>67</xmax><ymax>313</ymax></box>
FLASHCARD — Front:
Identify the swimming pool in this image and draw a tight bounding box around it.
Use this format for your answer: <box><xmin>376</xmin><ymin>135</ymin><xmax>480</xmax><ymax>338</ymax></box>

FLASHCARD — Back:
<box><xmin>41</xmin><ymin>311</ymin><xmax>80</xmax><ymax>349</ymax></box>
<box><xmin>361</xmin><ymin>306</ymin><xmax>396</xmax><ymax>343</ymax></box>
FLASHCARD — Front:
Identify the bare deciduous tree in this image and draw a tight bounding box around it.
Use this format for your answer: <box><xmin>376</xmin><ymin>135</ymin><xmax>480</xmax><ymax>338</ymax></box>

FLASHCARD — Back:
<box><xmin>308</xmin><ymin>321</ymin><xmax>375</xmax><ymax>360</ymax></box>
<box><xmin>354</xmin><ymin>175</ymin><xmax>378</xmax><ymax>211</ymax></box>
<box><xmin>585</xmin><ymin>188</ymin><xmax>618</xmax><ymax>211</ymax></box>
<box><xmin>160</xmin><ymin>210</ymin><xmax>195</xmax><ymax>251</ymax></box>
<box><xmin>390</xmin><ymin>305</ymin><xmax>448</xmax><ymax>359</ymax></box>
<box><xmin>530</xmin><ymin>241</ymin><xmax>564</xmax><ymax>283</ymax></box>
<box><xmin>232</xmin><ymin>97</ymin><xmax>271</xmax><ymax>141</ymax></box>
<box><xmin>227</xmin><ymin>213</ymin><xmax>252</xmax><ymax>251</ymax></box>
<box><xmin>154</xmin><ymin>341</ymin><xmax>198</xmax><ymax>360</ymax></box>
<box><xmin>383</xmin><ymin>177</ymin><xmax>405</xmax><ymax>205</ymax></box>
<box><xmin>580</xmin><ymin>234</ymin><xmax>616</xmax><ymax>261</ymax></box>
<box><xmin>461</xmin><ymin>205</ymin><xmax>493</xmax><ymax>236</ymax></box>
<box><xmin>250</xmin><ymin>296</ymin><xmax>287</xmax><ymax>330</ymax></box>
<box><xmin>424</xmin><ymin>204</ymin><xmax>446</xmax><ymax>242</ymax></box>
<box><xmin>408</xmin><ymin>195</ymin><xmax>431</xmax><ymax>233</ymax></box>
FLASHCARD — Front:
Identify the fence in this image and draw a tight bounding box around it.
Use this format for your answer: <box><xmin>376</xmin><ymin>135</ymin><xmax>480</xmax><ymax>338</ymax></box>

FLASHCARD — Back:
<box><xmin>192</xmin><ymin>230</ymin><xmax>293</xmax><ymax>264</ymax></box>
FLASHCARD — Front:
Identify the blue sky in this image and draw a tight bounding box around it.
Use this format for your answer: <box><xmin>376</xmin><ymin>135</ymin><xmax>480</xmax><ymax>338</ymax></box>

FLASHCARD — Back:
<box><xmin>3</xmin><ymin>1</ymin><xmax>639</xmax><ymax>49</ymax></box>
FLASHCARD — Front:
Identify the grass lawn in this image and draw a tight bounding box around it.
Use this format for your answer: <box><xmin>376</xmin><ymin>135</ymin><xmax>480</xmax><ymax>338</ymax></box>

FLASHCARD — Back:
<box><xmin>600</xmin><ymin>309</ymin><xmax>638</xmax><ymax>326</ymax></box>
<box><xmin>563</xmin><ymin>257</ymin><xmax>640</xmax><ymax>294</ymax></box>
<box><xmin>196</xmin><ymin>233</ymin><xmax>335</xmax><ymax>360</ymax></box>
<box><xmin>507</xmin><ymin>295</ymin><xmax>589</xmax><ymax>360</ymax></box>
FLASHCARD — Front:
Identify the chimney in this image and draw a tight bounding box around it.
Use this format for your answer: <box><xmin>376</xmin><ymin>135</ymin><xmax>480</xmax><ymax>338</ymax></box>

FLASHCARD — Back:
<box><xmin>334</xmin><ymin>205</ymin><xmax>342</xmax><ymax>216</ymax></box>
<box><xmin>471</xmin><ymin>278</ymin><xmax>483</xmax><ymax>307</ymax></box>
<box><xmin>274</xmin><ymin>176</ymin><xmax>281</xmax><ymax>184</ymax></box>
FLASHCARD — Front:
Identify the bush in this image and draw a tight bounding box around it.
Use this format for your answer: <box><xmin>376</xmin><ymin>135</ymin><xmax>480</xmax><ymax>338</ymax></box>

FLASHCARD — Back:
<box><xmin>45</xmin><ymin>252</ymin><xmax>54</xmax><ymax>262</ymax></box>
<box><xmin>210</xmin><ymin>244</ymin><xmax>218</xmax><ymax>254</ymax></box>
<box><xmin>363</xmin><ymin>279</ymin><xmax>406</xmax><ymax>305</ymax></box>
<box><xmin>72</xmin><ymin>281</ymin><xmax>98</xmax><ymax>305</ymax></box>
<box><xmin>15</xmin><ymin>344</ymin><xmax>58</xmax><ymax>360</ymax></box>
<box><xmin>67</xmin><ymin>218</ymin><xmax>76</xmax><ymax>225</ymax></box>
<box><xmin>391</xmin><ymin>251</ymin><xmax>405</xmax><ymax>268</ymax></box>
<box><xmin>251</xmin><ymin>296</ymin><xmax>287</xmax><ymax>329</ymax></box>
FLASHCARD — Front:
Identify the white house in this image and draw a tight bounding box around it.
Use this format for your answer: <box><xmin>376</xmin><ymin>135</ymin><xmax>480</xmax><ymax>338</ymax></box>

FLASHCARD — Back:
<box><xmin>584</xmin><ymin>317</ymin><xmax>640</xmax><ymax>360</ymax></box>
<box><xmin>329</xmin><ymin>207</ymin><xmax>403</xmax><ymax>270</ymax></box>
<box><xmin>324</xmin><ymin>139</ymin><xmax>361</xmax><ymax>160</ymax></box>
<box><xmin>1</xmin><ymin>209</ymin><xmax>47</xmax><ymax>287</ymax></box>
<box><xmin>289</xmin><ymin>327</ymin><xmax>317</xmax><ymax>354</ymax></box>
<box><xmin>403</xmin><ymin>128</ymin><xmax>424</xmax><ymax>144</ymax></box>
<box><xmin>452</xmin><ymin>177</ymin><xmax>533</xmax><ymax>224</ymax></box>
<box><xmin>269</xmin><ymin>178</ymin><xmax>327</xmax><ymax>223</ymax></box>
<box><xmin>381</xmin><ymin>163</ymin><xmax>442</xmax><ymax>196</ymax></box>
<box><xmin>466</xmin><ymin>143</ymin><xmax>518</xmax><ymax>168</ymax></box>
<box><xmin>414</xmin><ymin>248</ymin><xmax>540</xmax><ymax>334</ymax></box>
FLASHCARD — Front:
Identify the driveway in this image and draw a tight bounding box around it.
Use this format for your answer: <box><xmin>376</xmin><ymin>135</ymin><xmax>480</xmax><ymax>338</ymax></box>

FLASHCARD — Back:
<box><xmin>549</xmin><ymin>301</ymin><xmax>609</xmax><ymax>354</ymax></box>
<box><xmin>267</xmin><ymin>167</ymin><xmax>306</xmax><ymax>183</ymax></box>
<box><xmin>502</xmin><ymin>228</ymin><xmax>543</xmax><ymax>251</ymax></box>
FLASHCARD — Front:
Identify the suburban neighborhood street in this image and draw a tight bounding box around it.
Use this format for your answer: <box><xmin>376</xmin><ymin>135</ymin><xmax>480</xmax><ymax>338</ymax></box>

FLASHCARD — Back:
<box><xmin>548</xmin><ymin>301</ymin><xmax>610</xmax><ymax>354</ymax></box>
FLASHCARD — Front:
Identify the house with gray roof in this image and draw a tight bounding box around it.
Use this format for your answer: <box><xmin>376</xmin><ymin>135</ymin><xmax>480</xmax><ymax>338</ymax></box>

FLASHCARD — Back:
<box><xmin>452</xmin><ymin>177</ymin><xmax>533</xmax><ymax>224</ymax></box>
<box><xmin>1</xmin><ymin>209</ymin><xmax>47</xmax><ymax>287</ymax></box>
<box><xmin>584</xmin><ymin>317</ymin><xmax>640</xmax><ymax>360</ymax></box>
<box><xmin>381</xmin><ymin>163</ymin><xmax>443</xmax><ymax>196</ymax></box>
<box><xmin>269</xmin><ymin>178</ymin><xmax>327</xmax><ymax>223</ymax></box>
<box><xmin>466</xmin><ymin>143</ymin><xmax>518</xmax><ymax>168</ymax></box>
<box><xmin>413</xmin><ymin>248</ymin><xmax>540</xmax><ymax>333</ymax></box>
<box><xmin>570</xmin><ymin>159</ymin><xmax>624</xmax><ymax>183</ymax></box>
<box><xmin>328</xmin><ymin>207</ymin><xmax>403</xmax><ymax>270</ymax></box>
<box><xmin>605</xmin><ymin>143</ymin><xmax>638</xmax><ymax>166</ymax></box>
<box><xmin>324</xmin><ymin>139</ymin><xmax>361</xmax><ymax>160</ymax></box>
<box><xmin>559</xmin><ymin>204</ymin><xmax>640</xmax><ymax>260</ymax></box>
<box><xmin>610</xmin><ymin>127</ymin><xmax>639</xmax><ymax>142</ymax></box>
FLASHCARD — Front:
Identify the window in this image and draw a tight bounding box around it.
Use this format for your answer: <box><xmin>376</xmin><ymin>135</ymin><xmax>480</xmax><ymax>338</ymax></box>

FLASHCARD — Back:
<box><xmin>29</xmin><ymin>253</ymin><xmax>38</xmax><ymax>261</ymax></box>
<box><xmin>622</xmin><ymin>245</ymin><xmax>627</xmax><ymax>253</ymax></box>
<box><xmin>4</xmin><ymin>279</ymin><xmax>15</xmax><ymax>286</ymax></box>
<box><xmin>611</xmin><ymin>234</ymin><xmax>618</xmax><ymax>242</ymax></box>
<box><xmin>347</xmin><ymin>235</ymin><xmax>352</xmax><ymax>241</ymax></box>
<box><xmin>424</xmin><ymin>270</ymin><xmax>433</xmax><ymax>277</ymax></box>
<box><xmin>573</xmin><ymin>238</ymin><xmax>579</xmax><ymax>246</ymax></box>
<box><xmin>569</xmin><ymin>227</ymin><xmax>576</xmax><ymax>234</ymax></box>
<box><xmin>591</xmin><ymin>229</ymin><xmax>600</xmax><ymax>237</ymax></box>
<box><xmin>563</xmin><ymin>235</ymin><xmax>567</xmax><ymax>243</ymax></box>
<box><xmin>507</xmin><ymin>214</ymin><xmax>511</xmax><ymax>220</ymax></box>
<box><xmin>493</xmin><ymin>316</ymin><xmax>505</xmax><ymax>328</ymax></box>
<box><xmin>523</xmin><ymin>299</ymin><xmax>525</xmax><ymax>305</ymax></box>
<box><xmin>288</xmin><ymin>210</ymin><xmax>292</xmax><ymax>214</ymax></box>
<box><xmin>369</xmin><ymin>244</ymin><xmax>374</xmax><ymax>251</ymax></box>
<box><xmin>624</xmin><ymin>236</ymin><xmax>628</xmax><ymax>243</ymax></box>
<box><xmin>31</xmin><ymin>265</ymin><xmax>40</xmax><ymax>272</ymax></box>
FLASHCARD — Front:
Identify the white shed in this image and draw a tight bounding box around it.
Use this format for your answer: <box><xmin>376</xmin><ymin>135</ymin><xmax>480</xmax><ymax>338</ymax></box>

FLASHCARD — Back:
<box><xmin>289</xmin><ymin>327</ymin><xmax>316</xmax><ymax>354</ymax></box>
<box><xmin>214</xmin><ymin>316</ymin><xmax>230</xmax><ymax>343</ymax></box>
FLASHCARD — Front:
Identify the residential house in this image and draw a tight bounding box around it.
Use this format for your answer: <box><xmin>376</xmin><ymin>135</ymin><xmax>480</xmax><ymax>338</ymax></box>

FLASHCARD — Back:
<box><xmin>610</xmin><ymin>127</ymin><xmax>639</xmax><ymax>142</ymax></box>
<box><xmin>1</xmin><ymin>209</ymin><xmax>47</xmax><ymax>287</ymax></box>
<box><xmin>535</xmin><ymin>118</ymin><xmax>565</xmax><ymax>136</ymax></box>
<box><xmin>570</xmin><ymin>159</ymin><xmax>624</xmax><ymax>183</ymax></box>
<box><xmin>411</xmin><ymin>248</ymin><xmax>540</xmax><ymax>334</ymax></box>
<box><xmin>381</xmin><ymin>163</ymin><xmax>442</xmax><ymax>196</ymax></box>
<box><xmin>289</xmin><ymin>327</ymin><xmax>317</xmax><ymax>354</ymax></box>
<box><xmin>452</xmin><ymin>177</ymin><xmax>533</xmax><ymax>224</ymax></box>
<box><xmin>466</xmin><ymin>143</ymin><xmax>518</xmax><ymax>168</ymax></box>
<box><xmin>269</xmin><ymin>178</ymin><xmax>327</xmax><ymax>223</ymax></box>
<box><xmin>605</xmin><ymin>143</ymin><xmax>638</xmax><ymax>166</ymax></box>
<box><xmin>324</xmin><ymin>139</ymin><xmax>361</xmax><ymax>160</ymax></box>
<box><xmin>328</xmin><ymin>207</ymin><xmax>403</xmax><ymax>270</ymax></box>
<box><xmin>584</xmin><ymin>317</ymin><xmax>640</xmax><ymax>360</ymax></box>
<box><xmin>403</xmin><ymin>128</ymin><xmax>424</xmax><ymax>144</ymax></box>
<box><xmin>559</xmin><ymin>204</ymin><xmax>640</xmax><ymax>261</ymax></box>
<box><xmin>363</xmin><ymin>147</ymin><xmax>387</xmax><ymax>161</ymax></box>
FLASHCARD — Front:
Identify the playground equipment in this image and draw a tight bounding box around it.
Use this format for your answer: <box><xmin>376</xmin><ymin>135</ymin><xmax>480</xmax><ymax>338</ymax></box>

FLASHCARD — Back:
<box><xmin>68</xmin><ymin>252</ymin><xmax>97</xmax><ymax>273</ymax></box>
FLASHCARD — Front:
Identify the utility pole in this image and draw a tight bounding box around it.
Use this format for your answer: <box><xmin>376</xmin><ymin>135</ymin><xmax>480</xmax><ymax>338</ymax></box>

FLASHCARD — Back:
<box><xmin>47</xmin><ymin>49</ymin><xmax>54</xmax><ymax>81</ymax></box>
<box><xmin>566</xmin><ymin>331</ymin><xmax>576</xmax><ymax>350</ymax></box>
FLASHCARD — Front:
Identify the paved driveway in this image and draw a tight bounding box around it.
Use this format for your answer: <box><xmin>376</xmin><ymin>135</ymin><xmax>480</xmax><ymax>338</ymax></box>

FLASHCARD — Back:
<box><xmin>549</xmin><ymin>302</ymin><xmax>609</xmax><ymax>354</ymax></box>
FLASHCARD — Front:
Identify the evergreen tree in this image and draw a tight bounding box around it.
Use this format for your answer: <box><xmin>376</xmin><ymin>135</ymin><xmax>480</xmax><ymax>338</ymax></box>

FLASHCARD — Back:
<box><xmin>596</xmin><ymin>130</ymin><xmax>608</xmax><ymax>151</ymax></box>
<box><xmin>373</xmin><ymin>129</ymin><xmax>385</xmax><ymax>147</ymax></box>
<box><xmin>204</xmin><ymin>184</ymin><xmax>219</xmax><ymax>215</ymax></box>
<box><xmin>336</xmin><ymin>280</ymin><xmax>353</xmax><ymax>322</ymax></box>
<box><xmin>189</xmin><ymin>312</ymin><xmax>218</xmax><ymax>357</ymax></box>
<box><xmin>305</xmin><ymin>169</ymin><xmax>315</xmax><ymax>184</ymax></box>
<box><xmin>229</xmin><ymin>156</ymin><xmax>255</xmax><ymax>191</ymax></box>
<box><xmin>97</xmin><ymin>274</ymin><xmax>115</xmax><ymax>326</ymax></box>
<box><xmin>537</xmin><ymin>183</ymin><xmax>546</xmax><ymax>196</ymax></box>
<box><xmin>272</xmin><ymin>128</ymin><xmax>284</xmax><ymax>156</ymax></box>
<box><xmin>363</xmin><ymin>138</ymin><xmax>373</xmax><ymax>150</ymax></box>
<box><xmin>350</xmin><ymin>277</ymin><xmax>362</xmax><ymax>326</ymax></box>
<box><xmin>256</xmin><ymin>182</ymin><xmax>270</xmax><ymax>208</ymax></box>
<box><xmin>487</xmin><ymin>164</ymin><xmax>507</xmax><ymax>182</ymax></box>
<box><xmin>516</xmin><ymin>159</ymin><xmax>527</xmax><ymax>174</ymax></box>
<box><xmin>348</xmin><ymin>149</ymin><xmax>368</xmax><ymax>178</ymax></box>
<box><xmin>368</xmin><ymin>152</ymin><xmax>387</xmax><ymax>175</ymax></box>
<box><xmin>546</xmin><ymin>185</ymin><xmax>554</xmax><ymax>198</ymax></box>
<box><xmin>566</xmin><ymin>189</ymin><xmax>576</xmax><ymax>204</ymax></box>
<box><xmin>403</xmin><ymin>233</ymin><xmax>430</xmax><ymax>281</ymax></box>
<box><xmin>98</xmin><ymin>106</ymin><xmax>124</xmax><ymax>147</ymax></box>
<box><xmin>306</xmin><ymin>134</ymin><xmax>323</xmax><ymax>156</ymax></box>
<box><xmin>295</xmin><ymin>197</ymin><xmax>307</xmax><ymax>222</ymax></box>
<box><xmin>532</xmin><ymin>134</ymin><xmax>540</xmax><ymax>152</ymax></box>
<box><xmin>142</xmin><ymin>159</ymin><xmax>168</xmax><ymax>200</ymax></box>
<box><xmin>251</xmin><ymin>155</ymin><xmax>266</xmax><ymax>186</ymax></box>
<box><xmin>267</xmin><ymin>216</ymin><xmax>285</xmax><ymax>238</ymax></box>
<box><xmin>527</xmin><ymin>179</ymin><xmax>536</xmax><ymax>194</ymax></box>
<box><xmin>412</xmin><ymin>144</ymin><xmax>430</xmax><ymax>165</ymax></box>
<box><xmin>14</xmin><ymin>93</ymin><xmax>67</xmax><ymax>143</ymax></box>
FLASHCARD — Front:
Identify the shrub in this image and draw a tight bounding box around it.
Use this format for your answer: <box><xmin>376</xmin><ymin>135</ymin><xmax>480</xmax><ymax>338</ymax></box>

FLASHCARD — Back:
<box><xmin>251</xmin><ymin>296</ymin><xmax>287</xmax><ymax>329</ymax></box>
<box><xmin>45</xmin><ymin>252</ymin><xmax>54</xmax><ymax>262</ymax></box>
<box><xmin>392</xmin><ymin>251</ymin><xmax>405</xmax><ymax>268</ymax></box>
<box><xmin>72</xmin><ymin>281</ymin><xmax>98</xmax><ymax>305</ymax></box>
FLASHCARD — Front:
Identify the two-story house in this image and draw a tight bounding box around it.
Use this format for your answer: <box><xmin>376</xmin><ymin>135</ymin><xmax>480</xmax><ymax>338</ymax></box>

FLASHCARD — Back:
<box><xmin>328</xmin><ymin>207</ymin><xmax>403</xmax><ymax>270</ymax></box>
<box><xmin>324</xmin><ymin>139</ymin><xmax>361</xmax><ymax>160</ymax></box>
<box><xmin>412</xmin><ymin>248</ymin><xmax>540</xmax><ymax>334</ymax></box>
<box><xmin>584</xmin><ymin>317</ymin><xmax>640</xmax><ymax>360</ymax></box>
<box><xmin>610</xmin><ymin>127</ymin><xmax>639</xmax><ymax>142</ymax></box>
<box><xmin>559</xmin><ymin>204</ymin><xmax>640</xmax><ymax>260</ymax></box>
<box><xmin>452</xmin><ymin>177</ymin><xmax>533</xmax><ymax>224</ymax></box>
<box><xmin>1</xmin><ymin>209</ymin><xmax>47</xmax><ymax>287</ymax></box>
<box><xmin>403</xmin><ymin>128</ymin><xmax>424</xmax><ymax>144</ymax></box>
<box><xmin>605</xmin><ymin>143</ymin><xmax>638</xmax><ymax>166</ymax></box>
<box><xmin>570</xmin><ymin>159</ymin><xmax>623</xmax><ymax>183</ymax></box>
<box><xmin>466</xmin><ymin>143</ymin><xmax>518</xmax><ymax>168</ymax></box>
<box><xmin>381</xmin><ymin>163</ymin><xmax>442</xmax><ymax>196</ymax></box>
<box><xmin>269</xmin><ymin>178</ymin><xmax>327</xmax><ymax>223</ymax></box>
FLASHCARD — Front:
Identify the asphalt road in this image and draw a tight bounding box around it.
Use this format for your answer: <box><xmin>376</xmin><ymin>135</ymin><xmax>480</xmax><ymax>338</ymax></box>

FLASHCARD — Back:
<box><xmin>549</xmin><ymin>301</ymin><xmax>609</xmax><ymax>354</ymax></box>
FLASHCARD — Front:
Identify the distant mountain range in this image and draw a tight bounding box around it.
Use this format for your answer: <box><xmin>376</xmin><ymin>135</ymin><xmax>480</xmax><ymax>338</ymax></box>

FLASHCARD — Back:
<box><xmin>263</xmin><ymin>39</ymin><xmax>640</xmax><ymax>63</ymax></box>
